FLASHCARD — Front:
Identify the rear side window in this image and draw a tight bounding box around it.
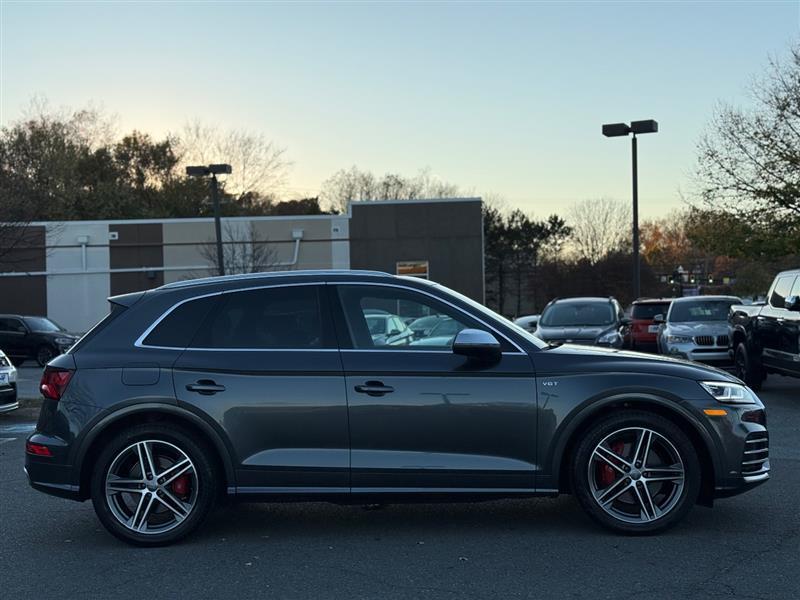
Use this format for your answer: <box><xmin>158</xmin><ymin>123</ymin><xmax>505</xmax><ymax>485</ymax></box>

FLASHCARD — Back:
<box><xmin>769</xmin><ymin>276</ymin><xmax>795</xmax><ymax>308</ymax></box>
<box><xmin>632</xmin><ymin>303</ymin><xmax>669</xmax><ymax>319</ymax></box>
<box><xmin>142</xmin><ymin>295</ymin><xmax>219</xmax><ymax>348</ymax></box>
<box><xmin>191</xmin><ymin>285</ymin><xmax>327</xmax><ymax>349</ymax></box>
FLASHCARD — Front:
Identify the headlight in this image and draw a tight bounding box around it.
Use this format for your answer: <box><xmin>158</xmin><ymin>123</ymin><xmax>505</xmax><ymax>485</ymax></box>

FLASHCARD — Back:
<box><xmin>597</xmin><ymin>331</ymin><xmax>621</xmax><ymax>344</ymax></box>
<box><xmin>55</xmin><ymin>337</ymin><xmax>74</xmax><ymax>346</ymax></box>
<box><xmin>699</xmin><ymin>381</ymin><xmax>758</xmax><ymax>404</ymax></box>
<box><xmin>667</xmin><ymin>335</ymin><xmax>693</xmax><ymax>344</ymax></box>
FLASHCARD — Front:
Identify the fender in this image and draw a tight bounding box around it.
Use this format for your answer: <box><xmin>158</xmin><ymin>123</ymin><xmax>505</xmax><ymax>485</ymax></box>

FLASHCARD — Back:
<box><xmin>548</xmin><ymin>390</ymin><xmax>723</xmax><ymax>490</ymax></box>
<box><xmin>73</xmin><ymin>402</ymin><xmax>237</xmax><ymax>492</ymax></box>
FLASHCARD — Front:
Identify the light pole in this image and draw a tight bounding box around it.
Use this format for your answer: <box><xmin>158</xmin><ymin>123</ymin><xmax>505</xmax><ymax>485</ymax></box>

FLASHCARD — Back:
<box><xmin>186</xmin><ymin>164</ymin><xmax>232</xmax><ymax>276</ymax></box>
<box><xmin>602</xmin><ymin>119</ymin><xmax>658</xmax><ymax>300</ymax></box>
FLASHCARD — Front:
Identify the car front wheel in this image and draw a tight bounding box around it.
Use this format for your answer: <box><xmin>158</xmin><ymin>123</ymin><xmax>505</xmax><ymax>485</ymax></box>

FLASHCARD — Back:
<box><xmin>572</xmin><ymin>410</ymin><xmax>701</xmax><ymax>534</ymax></box>
<box><xmin>90</xmin><ymin>424</ymin><xmax>217</xmax><ymax>546</ymax></box>
<box><xmin>36</xmin><ymin>345</ymin><xmax>56</xmax><ymax>367</ymax></box>
<box><xmin>734</xmin><ymin>342</ymin><xmax>763</xmax><ymax>391</ymax></box>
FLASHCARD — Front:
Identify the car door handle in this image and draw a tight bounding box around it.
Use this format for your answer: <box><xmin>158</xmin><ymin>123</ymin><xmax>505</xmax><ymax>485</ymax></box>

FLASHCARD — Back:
<box><xmin>185</xmin><ymin>380</ymin><xmax>226</xmax><ymax>395</ymax></box>
<box><xmin>354</xmin><ymin>381</ymin><xmax>394</xmax><ymax>397</ymax></box>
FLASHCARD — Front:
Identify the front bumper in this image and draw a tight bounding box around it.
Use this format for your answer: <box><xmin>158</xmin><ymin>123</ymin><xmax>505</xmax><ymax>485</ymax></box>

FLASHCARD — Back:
<box><xmin>664</xmin><ymin>342</ymin><xmax>731</xmax><ymax>364</ymax></box>
<box><xmin>0</xmin><ymin>383</ymin><xmax>18</xmax><ymax>413</ymax></box>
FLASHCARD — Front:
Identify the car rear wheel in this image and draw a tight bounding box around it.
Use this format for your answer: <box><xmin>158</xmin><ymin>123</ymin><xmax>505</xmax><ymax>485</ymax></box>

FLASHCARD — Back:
<box><xmin>90</xmin><ymin>424</ymin><xmax>217</xmax><ymax>546</ymax></box>
<box><xmin>572</xmin><ymin>410</ymin><xmax>700</xmax><ymax>535</ymax></box>
<box><xmin>734</xmin><ymin>343</ymin><xmax>763</xmax><ymax>391</ymax></box>
<box><xmin>36</xmin><ymin>345</ymin><xmax>55</xmax><ymax>367</ymax></box>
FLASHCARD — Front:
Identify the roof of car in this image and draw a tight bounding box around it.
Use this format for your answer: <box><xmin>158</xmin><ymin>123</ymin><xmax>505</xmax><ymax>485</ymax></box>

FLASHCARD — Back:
<box><xmin>670</xmin><ymin>295</ymin><xmax>741</xmax><ymax>303</ymax></box>
<box><xmin>159</xmin><ymin>269</ymin><xmax>391</xmax><ymax>290</ymax></box>
<box><xmin>549</xmin><ymin>297</ymin><xmax>614</xmax><ymax>304</ymax></box>
<box><xmin>631</xmin><ymin>298</ymin><xmax>673</xmax><ymax>305</ymax></box>
<box><xmin>776</xmin><ymin>268</ymin><xmax>800</xmax><ymax>276</ymax></box>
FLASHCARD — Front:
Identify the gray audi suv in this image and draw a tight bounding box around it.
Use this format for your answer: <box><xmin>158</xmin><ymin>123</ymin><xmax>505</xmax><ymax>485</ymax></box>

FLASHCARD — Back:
<box><xmin>25</xmin><ymin>271</ymin><xmax>769</xmax><ymax>545</ymax></box>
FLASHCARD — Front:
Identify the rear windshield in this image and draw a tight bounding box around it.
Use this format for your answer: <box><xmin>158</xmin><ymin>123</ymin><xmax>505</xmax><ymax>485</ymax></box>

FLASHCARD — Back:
<box><xmin>632</xmin><ymin>303</ymin><xmax>670</xmax><ymax>319</ymax></box>
<box><xmin>668</xmin><ymin>300</ymin><xmax>737</xmax><ymax>323</ymax></box>
<box><xmin>540</xmin><ymin>302</ymin><xmax>615</xmax><ymax>327</ymax></box>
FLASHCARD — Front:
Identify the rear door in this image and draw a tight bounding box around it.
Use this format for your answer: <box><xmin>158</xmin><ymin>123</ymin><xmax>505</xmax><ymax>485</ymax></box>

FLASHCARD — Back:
<box><xmin>162</xmin><ymin>284</ymin><xmax>349</xmax><ymax>493</ymax></box>
<box><xmin>0</xmin><ymin>317</ymin><xmax>28</xmax><ymax>359</ymax></box>
<box><xmin>332</xmin><ymin>283</ymin><xmax>537</xmax><ymax>492</ymax></box>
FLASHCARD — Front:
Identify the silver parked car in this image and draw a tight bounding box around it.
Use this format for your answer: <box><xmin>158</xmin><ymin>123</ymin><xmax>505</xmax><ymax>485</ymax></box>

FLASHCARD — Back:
<box><xmin>0</xmin><ymin>349</ymin><xmax>18</xmax><ymax>413</ymax></box>
<box><xmin>513</xmin><ymin>314</ymin><xmax>540</xmax><ymax>333</ymax></box>
<box><xmin>656</xmin><ymin>296</ymin><xmax>741</xmax><ymax>364</ymax></box>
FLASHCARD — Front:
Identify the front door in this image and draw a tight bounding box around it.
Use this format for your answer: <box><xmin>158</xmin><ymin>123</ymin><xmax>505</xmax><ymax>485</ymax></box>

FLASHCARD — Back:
<box><xmin>331</xmin><ymin>283</ymin><xmax>537</xmax><ymax>492</ymax></box>
<box><xmin>761</xmin><ymin>275</ymin><xmax>796</xmax><ymax>372</ymax></box>
<box><xmin>0</xmin><ymin>317</ymin><xmax>28</xmax><ymax>360</ymax></box>
<box><xmin>170</xmin><ymin>283</ymin><xmax>349</xmax><ymax>492</ymax></box>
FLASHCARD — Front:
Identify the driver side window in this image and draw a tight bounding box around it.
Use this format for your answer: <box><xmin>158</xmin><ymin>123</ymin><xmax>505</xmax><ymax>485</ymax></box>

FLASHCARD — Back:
<box><xmin>336</xmin><ymin>286</ymin><xmax>473</xmax><ymax>351</ymax></box>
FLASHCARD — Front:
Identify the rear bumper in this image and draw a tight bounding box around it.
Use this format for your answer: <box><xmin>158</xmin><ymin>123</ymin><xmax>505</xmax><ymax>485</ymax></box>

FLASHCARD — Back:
<box><xmin>0</xmin><ymin>384</ymin><xmax>18</xmax><ymax>413</ymax></box>
<box><xmin>25</xmin><ymin>431</ymin><xmax>83</xmax><ymax>501</ymax></box>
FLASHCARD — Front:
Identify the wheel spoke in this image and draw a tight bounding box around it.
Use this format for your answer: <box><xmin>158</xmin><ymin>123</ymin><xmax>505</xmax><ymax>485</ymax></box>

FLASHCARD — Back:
<box><xmin>138</xmin><ymin>442</ymin><xmax>158</xmax><ymax>480</ymax></box>
<box><xmin>632</xmin><ymin>429</ymin><xmax>652</xmax><ymax>467</ymax></box>
<box><xmin>159</xmin><ymin>459</ymin><xmax>193</xmax><ymax>486</ymax></box>
<box><xmin>156</xmin><ymin>489</ymin><xmax>191</xmax><ymax>521</ymax></box>
<box><xmin>595</xmin><ymin>445</ymin><xmax>631</xmax><ymax>469</ymax></box>
<box><xmin>592</xmin><ymin>449</ymin><xmax>626</xmax><ymax>474</ymax></box>
<box><xmin>595</xmin><ymin>476</ymin><xmax>631</xmax><ymax>505</ymax></box>
<box><xmin>135</xmin><ymin>494</ymin><xmax>156</xmax><ymax>532</ymax></box>
<box><xmin>639</xmin><ymin>482</ymin><xmax>659</xmax><ymax>520</ymax></box>
<box><xmin>632</xmin><ymin>483</ymin><xmax>654</xmax><ymax>522</ymax></box>
<box><xmin>127</xmin><ymin>492</ymin><xmax>148</xmax><ymax>530</ymax></box>
<box><xmin>106</xmin><ymin>477</ymin><xmax>144</xmax><ymax>494</ymax></box>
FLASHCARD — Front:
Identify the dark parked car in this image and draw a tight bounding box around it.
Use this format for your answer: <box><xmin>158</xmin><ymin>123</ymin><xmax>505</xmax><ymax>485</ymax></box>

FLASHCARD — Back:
<box><xmin>535</xmin><ymin>297</ymin><xmax>630</xmax><ymax>348</ymax></box>
<box><xmin>26</xmin><ymin>270</ymin><xmax>768</xmax><ymax>545</ymax></box>
<box><xmin>629</xmin><ymin>298</ymin><xmax>672</xmax><ymax>352</ymax></box>
<box><xmin>729</xmin><ymin>268</ymin><xmax>800</xmax><ymax>389</ymax></box>
<box><xmin>0</xmin><ymin>315</ymin><xmax>80</xmax><ymax>366</ymax></box>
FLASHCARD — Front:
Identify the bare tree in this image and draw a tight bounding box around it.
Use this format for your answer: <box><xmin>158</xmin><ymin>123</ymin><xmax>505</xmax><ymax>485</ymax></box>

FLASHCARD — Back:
<box><xmin>566</xmin><ymin>198</ymin><xmax>631</xmax><ymax>264</ymax></box>
<box><xmin>177</xmin><ymin>120</ymin><xmax>290</xmax><ymax>199</ymax></box>
<box><xmin>319</xmin><ymin>166</ymin><xmax>463</xmax><ymax>212</ymax></box>
<box><xmin>199</xmin><ymin>222</ymin><xmax>279</xmax><ymax>276</ymax></box>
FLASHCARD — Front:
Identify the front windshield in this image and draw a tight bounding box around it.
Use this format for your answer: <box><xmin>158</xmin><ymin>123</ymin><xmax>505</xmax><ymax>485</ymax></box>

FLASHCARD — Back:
<box><xmin>23</xmin><ymin>317</ymin><xmax>63</xmax><ymax>332</ymax></box>
<box><xmin>366</xmin><ymin>316</ymin><xmax>386</xmax><ymax>334</ymax></box>
<box><xmin>433</xmin><ymin>283</ymin><xmax>548</xmax><ymax>349</ymax></box>
<box><xmin>540</xmin><ymin>302</ymin><xmax>615</xmax><ymax>327</ymax></box>
<box><xmin>668</xmin><ymin>300</ymin><xmax>738</xmax><ymax>323</ymax></box>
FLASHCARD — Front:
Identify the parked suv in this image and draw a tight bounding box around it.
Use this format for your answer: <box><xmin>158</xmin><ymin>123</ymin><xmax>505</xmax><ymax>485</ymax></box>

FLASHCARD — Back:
<box><xmin>0</xmin><ymin>315</ymin><xmax>79</xmax><ymax>366</ymax></box>
<box><xmin>535</xmin><ymin>297</ymin><xmax>630</xmax><ymax>348</ymax></box>
<box><xmin>26</xmin><ymin>271</ymin><xmax>768</xmax><ymax>545</ymax></box>
<box><xmin>729</xmin><ymin>268</ymin><xmax>800</xmax><ymax>389</ymax></box>
<box><xmin>629</xmin><ymin>298</ymin><xmax>672</xmax><ymax>352</ymax></box>
<box><xmin>656</xmin><ymin>296</ymin><xmax>741</xmax><ymax>365</ymax></box>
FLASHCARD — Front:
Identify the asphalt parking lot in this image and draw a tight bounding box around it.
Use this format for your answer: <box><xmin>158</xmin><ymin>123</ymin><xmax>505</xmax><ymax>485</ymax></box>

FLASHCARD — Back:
<box><xmin>1</xmin><ymin>370</ymin><xmax>798</xmax><ymax>600</ymax></box>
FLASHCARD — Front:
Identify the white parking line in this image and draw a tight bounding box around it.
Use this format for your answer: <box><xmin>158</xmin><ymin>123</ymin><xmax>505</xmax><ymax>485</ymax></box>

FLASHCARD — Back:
<box><xmin>0</xmin><ymin>423</ymin><xmax>36</xmax><ymax>435</ymax></box>
<box><xmin>0</xmin><ymin>437</ymin><xmax>17</xmax><ymax>445</ymax></box>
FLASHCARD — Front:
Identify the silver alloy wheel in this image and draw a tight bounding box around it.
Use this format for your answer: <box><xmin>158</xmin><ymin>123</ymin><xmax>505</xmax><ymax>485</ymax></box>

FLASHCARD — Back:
<box><xmin>588</xmin><ymin>427</ymin><xmax>685</xmax><ymax>524</ymax></box>
<box><xmin>104</xmin><ymin>439</ymin><xmax>198</xmax><ymax>535</ymax></box>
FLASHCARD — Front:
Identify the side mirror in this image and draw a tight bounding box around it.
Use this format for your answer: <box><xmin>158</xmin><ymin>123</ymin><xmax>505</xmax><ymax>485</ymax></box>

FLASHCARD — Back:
<box><xmin>653</xmin><ymin>314</ymin><xmax>665</xmax><ymax>324</ymax></box>
<box><xmin>452</xmin><ymin>329</ymin><xmax>501</xmax><ymax>363</ymax></box>
<box><xmin>388</xmin><ymin>329</ymin><xmax>401</xmax><ymax>336</ymax></box>
<box><xmin>620</xmin><ymin>317</ymin><xmax>631</xmax><ymax>326</ymax></box>
<box><xmin>785</xmin><ymin>296</ymin><xmax>800</xmax><ymax>312</ymax></box>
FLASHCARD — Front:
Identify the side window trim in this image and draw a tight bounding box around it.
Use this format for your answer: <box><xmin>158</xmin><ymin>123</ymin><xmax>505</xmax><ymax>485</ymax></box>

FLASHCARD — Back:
<box><xmin>332</xmin><ymin>282</ymin><xmax>526</xmax><ymax>354</ymax></box>
<box><xmin>769</xmin><ymin>276</ymin><xmax>795</xmax><ymax>309</ymax></box>
<box><xmin>135</xmin><ymin>282</ymin><xmax>335</xmax><ymax>351</ymax></box>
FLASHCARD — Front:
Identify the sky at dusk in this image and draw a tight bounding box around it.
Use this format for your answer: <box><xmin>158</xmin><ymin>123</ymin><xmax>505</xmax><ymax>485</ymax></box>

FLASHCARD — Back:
<box><xmin>2</xmin><ymin>1</ymin><xmax>799</xmax><ymax>218</ymax></box>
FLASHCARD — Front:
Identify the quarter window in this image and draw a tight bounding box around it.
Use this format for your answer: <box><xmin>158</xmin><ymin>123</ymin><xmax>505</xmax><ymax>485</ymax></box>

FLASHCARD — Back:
<box><xmin>191</xmin><ymin>285</ymin><xmax>326</xmax><ymax>349</ymax></box>
<box><xmin>141</xmin><ymin>296</ymin><xmax>219</xmax><ymax>348</ymax></box>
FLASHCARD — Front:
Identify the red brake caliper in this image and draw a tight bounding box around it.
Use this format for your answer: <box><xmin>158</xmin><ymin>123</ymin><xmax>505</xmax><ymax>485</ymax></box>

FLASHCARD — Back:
<box><xmin>599</xmin><ymin>441</ymin><xmax>625</xmax><ymax>487</ymax></box>
<box><xmin>171</xmin><ymin>474</ymin><xmax>190</xmax><ymax>498</ymax></box>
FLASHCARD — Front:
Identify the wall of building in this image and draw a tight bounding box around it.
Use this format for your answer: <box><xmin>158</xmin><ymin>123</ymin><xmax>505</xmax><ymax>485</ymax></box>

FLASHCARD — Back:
<box><xmin>0</xmin><ymin>199</ymin><xmax>483</xmax><ymax>332</ymax></box>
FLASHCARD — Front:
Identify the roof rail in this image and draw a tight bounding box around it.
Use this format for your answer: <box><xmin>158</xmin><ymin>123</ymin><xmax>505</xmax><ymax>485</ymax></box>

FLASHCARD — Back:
<box><xmin>159</xmin><ymin>269</ymin><xmax>391</xmax><ymax>290</ymax></box>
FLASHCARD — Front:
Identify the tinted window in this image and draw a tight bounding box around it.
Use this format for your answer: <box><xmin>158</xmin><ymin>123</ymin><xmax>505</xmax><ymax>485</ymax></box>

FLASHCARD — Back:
<box><xmin>770</xmin><ymin>276</ymin><xmax>795</xmax><ymax>308</ymax></box>
<box><xmin>540</xmin><ymin>302</ymin><xmax>615</xmax><ymax>327</ymax></box>
<box><xmin>668</xmin><ymin>300</ymin><xmax>737</xmax><ymax>323</ymax></box>
<box><xmin>142</xmin><ymin>295</ymin><xmax>219</xmax><ymax>348</ymax></box>
<box><xmin>23</xmin><ymin>317</ymin><xmax>63</xmax><ymax>332</ymax></box>
<box><xmin>337</xmin><ymin>285</ymin><xmax>481</xmax><ymax>350</ymax></box>
<box><xmin>0</xmin><ymin>318</ymin><xmax>25</xmax><ymax>333</ymax></box>
<box><xmin>192</xmin><ymin>285</ymin><xmax>325</xmax><ymax>349</ymax></box>
<box><xmin>791</xmin><ymin>277</ymin><xmax>800</xmax><ymax>298</ymax></box>
<box><xmin>632</xmin><ymin>303</ymin><xmax>670</xmax><ymax>319</ymax></box>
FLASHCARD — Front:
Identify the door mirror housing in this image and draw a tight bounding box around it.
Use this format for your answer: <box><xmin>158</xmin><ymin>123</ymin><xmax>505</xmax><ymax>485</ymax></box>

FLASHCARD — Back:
<box><xmin>452</xmin><ymin>329</ymin><xmax>501</xmax><ymax>362</ymax></box>
<box><xmin>652</xmin><ymin>314</ymin><xmax>665</xmax><ymax>324</ymax></box>
<box><xmin>785</xmin><ymin>295</ymin><xmax>800</xmax><ymax>312</ymax></box>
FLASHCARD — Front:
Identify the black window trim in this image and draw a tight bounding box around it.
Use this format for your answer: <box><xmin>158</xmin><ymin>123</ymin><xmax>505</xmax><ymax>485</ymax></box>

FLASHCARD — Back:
<box><xmin>134</xmin><ymin>282</ymin><xmax>338</xmax><ymax>352</ymax></box>
<box><xmin>768</xmin><ymin>275</ymin><xmax>796</xmax><ymax>309</ymax></box>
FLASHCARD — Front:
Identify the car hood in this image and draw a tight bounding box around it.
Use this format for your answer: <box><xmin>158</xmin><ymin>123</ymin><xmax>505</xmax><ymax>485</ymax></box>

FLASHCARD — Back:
<box><xmin>664</xmin><ymin>321</ymin><xmax>729</xmax><ymax>336</ymax></box>
<box><xmin>536</xmin><ymin>343</ymin><xmax>739</xmax><ymax>382</ymax></box>
<box><xmin>35</xmin><ymin>331</ymin><xmax>79</xmax><ymax>340</ymax></box>
<box><xmin>536</xmin><ymin>325</ymin><xmax>613</xmax><ymax>341</ymax></box>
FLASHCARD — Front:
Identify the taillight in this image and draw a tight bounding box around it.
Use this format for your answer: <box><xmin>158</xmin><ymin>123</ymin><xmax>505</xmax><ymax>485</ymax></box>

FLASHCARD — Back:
<box><xmin>26</xmin><ymin>441</ymin><xmax>53</xmax><ymax>457</ymax></box>
<box><xmin>40</xmin><ymin>367</ymin><xmax>74</xmax><ymax>401</ymax></box>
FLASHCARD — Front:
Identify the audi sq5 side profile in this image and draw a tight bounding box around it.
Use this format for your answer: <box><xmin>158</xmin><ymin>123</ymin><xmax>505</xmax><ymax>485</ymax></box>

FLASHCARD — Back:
<box><xmin>25</xmin><ymin>271</ymin><xmax>769</xmax><ymax>546</ymax></box>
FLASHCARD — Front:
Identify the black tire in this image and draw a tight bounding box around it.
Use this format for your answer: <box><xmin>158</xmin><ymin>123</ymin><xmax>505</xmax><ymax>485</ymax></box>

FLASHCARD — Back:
<box><xmin>90</xmin><ymin>423</ymin><xmax>217</xmax><ymax>546</ymax></box>
<box><xmin>36</xmin><ymin>345</ymin><xmax>56</xmax><ymax>367</ymax></box>
<box><xmin>571</xmin><ymin>410</ymin><xmax>701</xmax><ymax>535</ymax></box>
<box><xmin>734</xmin><ymin>342</ymin><xmax>763</xmax><ymax>391</ymax></box>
